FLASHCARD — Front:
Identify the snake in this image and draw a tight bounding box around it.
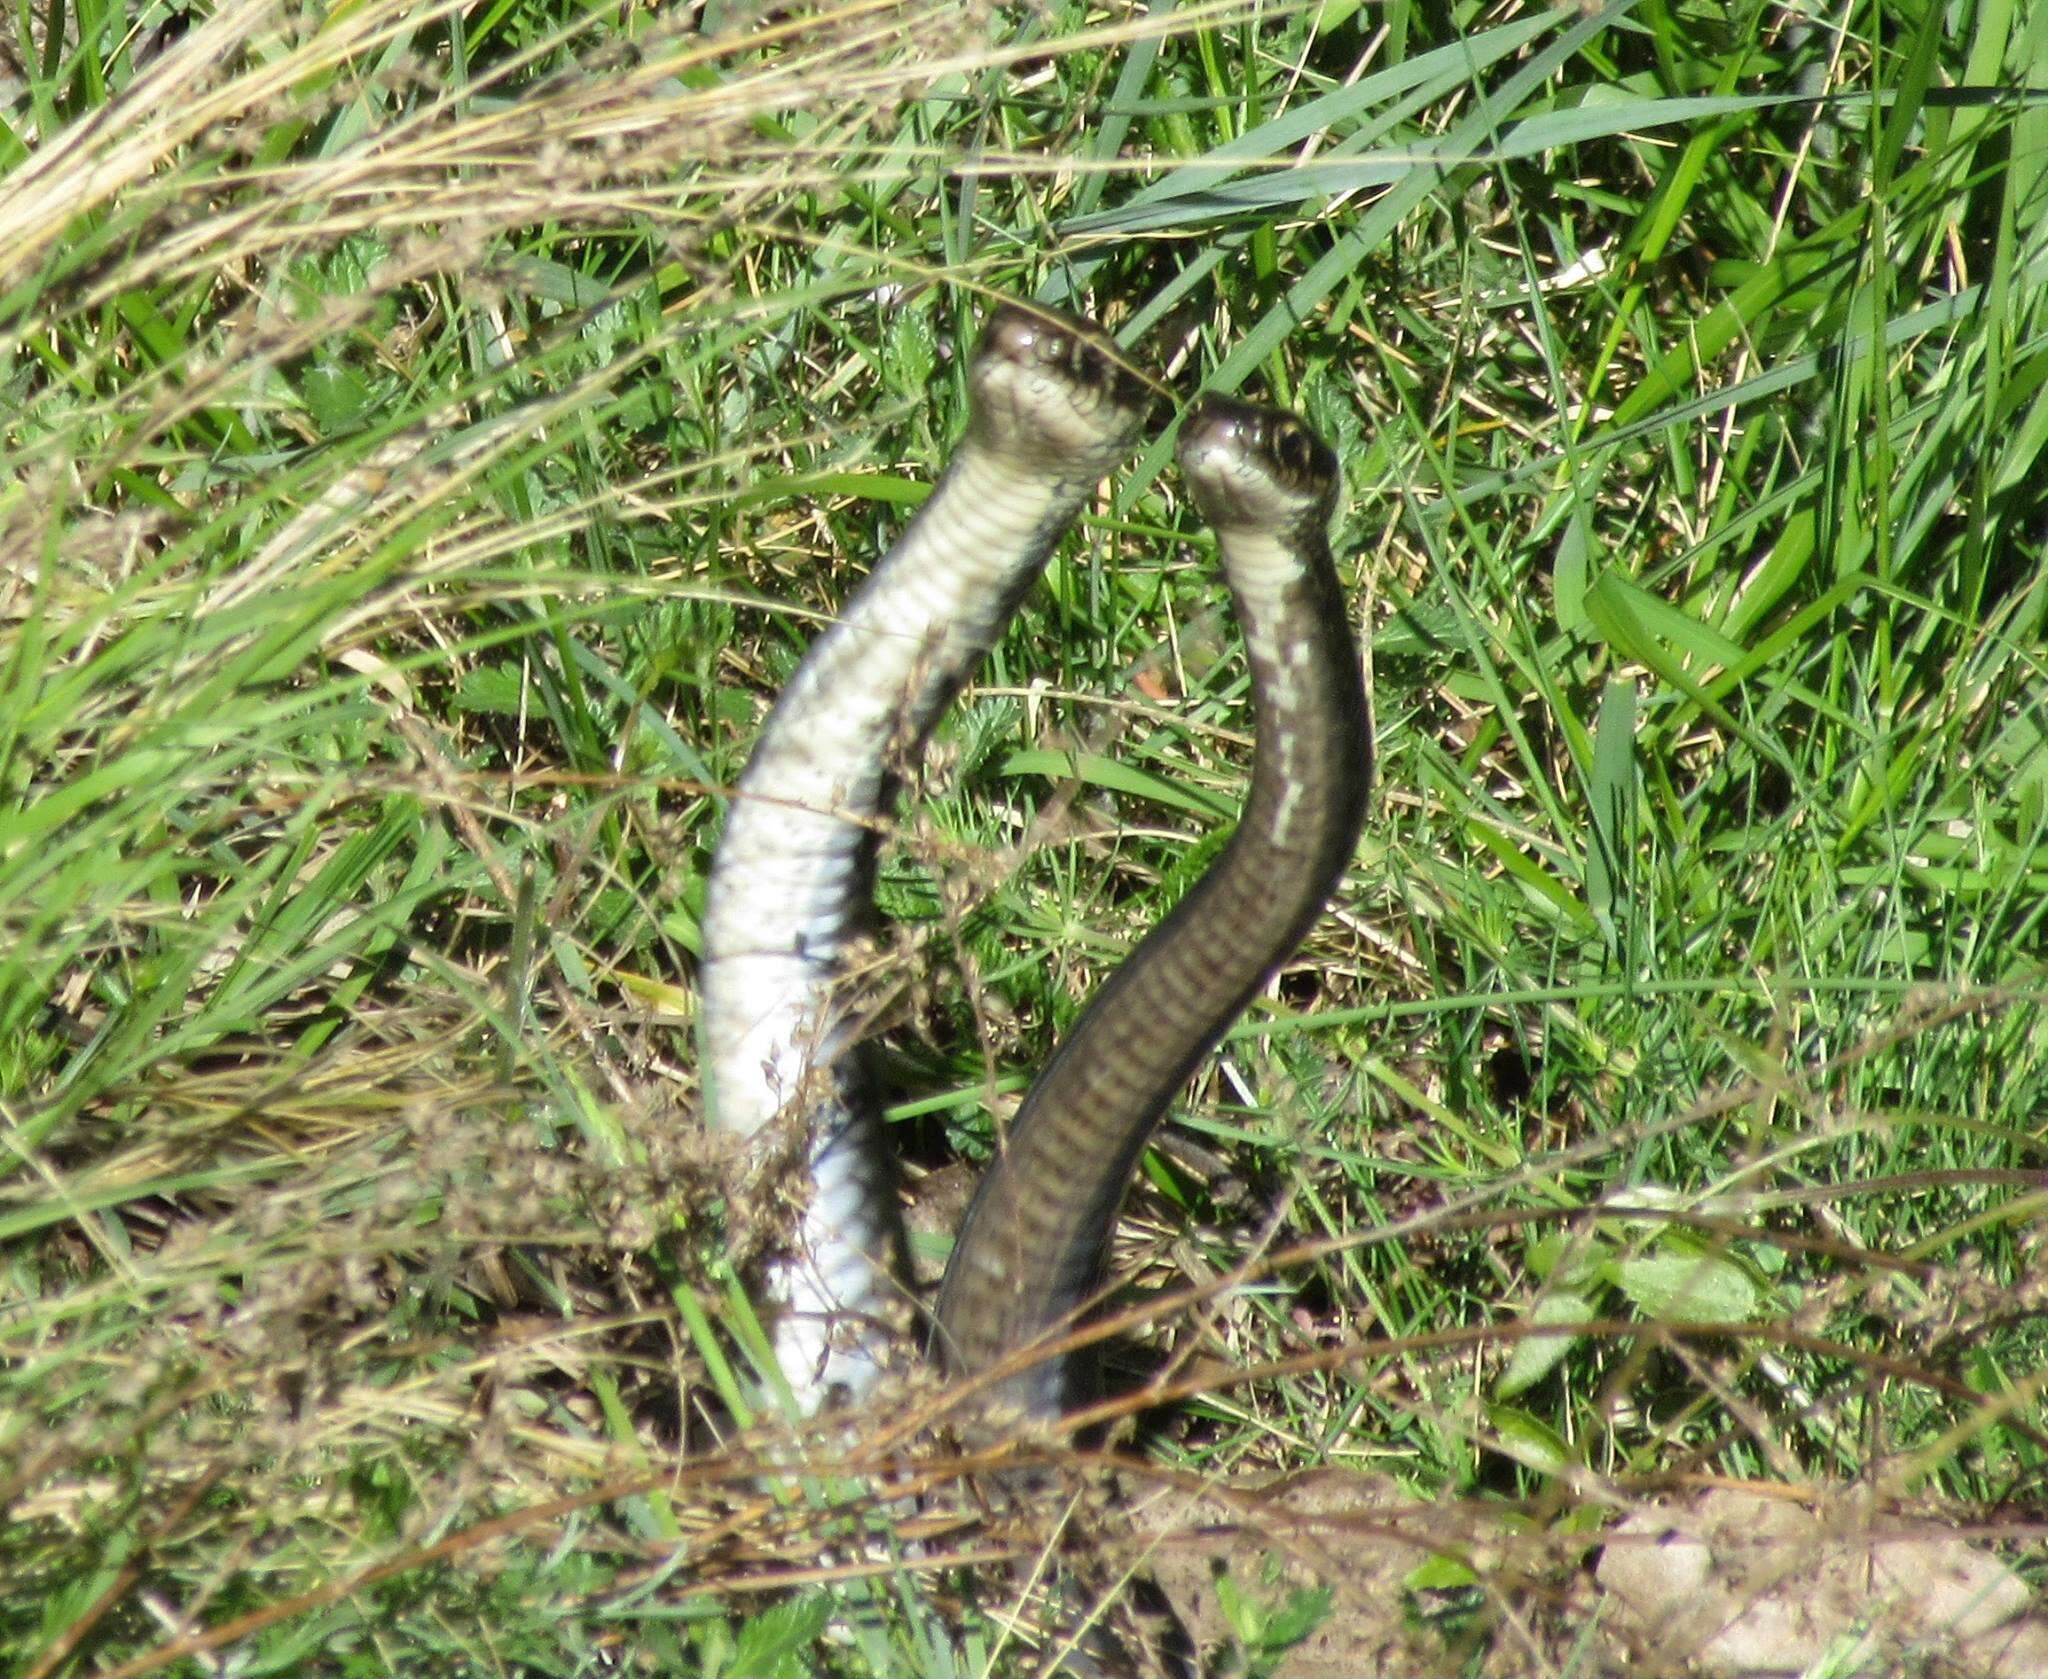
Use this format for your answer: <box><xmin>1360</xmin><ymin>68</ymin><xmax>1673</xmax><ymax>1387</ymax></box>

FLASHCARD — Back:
<box><xmin>697</xmin><ymin>302</ymin><xmax>1153</xmax><ymax>1409</ymax></box>
<box><xmin>933</xmin><ymin>394</ymin><xmax>1373</xmax><ymax>1418</ymax></box>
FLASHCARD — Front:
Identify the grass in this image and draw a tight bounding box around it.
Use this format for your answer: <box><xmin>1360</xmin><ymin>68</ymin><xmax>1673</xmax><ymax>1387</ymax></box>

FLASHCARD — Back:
<box><xmin>3</xmin><ymin>0</ymin><xmax>2046</xmax><ymax>1673</ymax></box>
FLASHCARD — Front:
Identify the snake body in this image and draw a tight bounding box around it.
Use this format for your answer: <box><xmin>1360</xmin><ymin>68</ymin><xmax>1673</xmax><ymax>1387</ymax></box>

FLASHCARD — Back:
<box><xmin>697</xmin><ymin>305</ymin><xmax>1149</xmax><ymax>1407</ymax></box>
<box><xmin>934</xmin><ymin>396</ymin><xmax>1372</xmax><ymax>1417</ymax></box>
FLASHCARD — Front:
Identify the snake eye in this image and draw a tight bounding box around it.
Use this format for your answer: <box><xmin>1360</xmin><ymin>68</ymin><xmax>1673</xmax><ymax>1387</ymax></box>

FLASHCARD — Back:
<box><xmin>1273</xmin><ymin>419</ymin><xmax>1315</xmax><ymax>478</ymax></box>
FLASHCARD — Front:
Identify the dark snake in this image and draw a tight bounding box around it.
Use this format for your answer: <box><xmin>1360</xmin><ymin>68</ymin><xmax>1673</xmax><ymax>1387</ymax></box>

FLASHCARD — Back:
<box><xmin>934</xmin><ymin>394</ymin><xmax>1373</xmax><ymax>1416</ymax></box>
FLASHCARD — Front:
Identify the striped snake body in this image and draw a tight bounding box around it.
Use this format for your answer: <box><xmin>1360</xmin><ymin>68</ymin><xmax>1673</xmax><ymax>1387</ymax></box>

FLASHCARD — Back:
<box><xmin>698</xmin><ymin>306</ymin><xmax>1151</xmax><ymax>1407</ymax></box>
<box><xmin>934</xmin><ymin>396</ymin><xmax>1373</xmax><ymax>1416</ymax></box>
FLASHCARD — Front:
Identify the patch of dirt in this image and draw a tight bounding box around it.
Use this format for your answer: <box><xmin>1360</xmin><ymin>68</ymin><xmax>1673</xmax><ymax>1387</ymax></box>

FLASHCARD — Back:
<box><xmin>1595</xmin><ymin>1486</ymin><xmax>2048</xmax><ymax>1678</ymax></box>
<box><xmin>1110</xmin><ymin>1471</ymin><xmax>2046</xmax><ymax>1677</ymax></box>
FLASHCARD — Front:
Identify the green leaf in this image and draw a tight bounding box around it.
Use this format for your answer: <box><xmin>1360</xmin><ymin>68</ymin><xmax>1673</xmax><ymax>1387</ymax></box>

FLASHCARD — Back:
<box><xmin>1406</xmin><ymin>1550</ymin><xmax>1477</xmax><ymax>1590</ymax></box>
<box><xmin>1528</xmin><ymin>1229</ymin><xmax>1609</xmax><ymax>1289</ymax></box>
<box><xmin>455</xmin><ymin>663</ymin><xmax>529</xmax><ymax>716</ymax></box>
<box><xmin>1584</xmin><ymin>677</ymin><xmax>1637</xmax><ymax>941</ymax></box>
<box><xmin>1486</xmin><ymin>1403</ymin><xmax>1576</xmax><ymax>1476</ymax></box>
<box><xmin>1000</xmin><ymin>748</ymin><xmax>1233</xmax><ymax>819</ymax></box>
<box><xmin>1497</xmin><ymin>1289</ymin><xmax>1598</xmax><ymax>1399</ymax></box>
<box><xmin>301</xmin><ymin>356</ymin><xmax>374</xmax><ymax>434</ymax></box>
<box><xmin>883</xmin><ymin>302</ymin><xmax>938</xmax><ymax>396</ymax></box>
<box><xmin>726</xmin><ymin>1593</ymin><xmax>831</xmax><ymax>1679</ymax></box>
<box><xmin>1261</xmin><ymin>1585</ymin><xmax>1336</xmax><ymax>1650</ymax></box>
<box><xmin>730</xmin><ymin>470</ymin><xmax>930</xmax><ymax>513</ymax></box>
<box><xmin>1553</xmin><ymin>509</ymin><xmax>1591</xmax><ymax>632</ymax></box>
<box><xmin>1613</xmin><ymin>1242</ymin><xmax>1761</xmax><ymax>1325</ymax></box>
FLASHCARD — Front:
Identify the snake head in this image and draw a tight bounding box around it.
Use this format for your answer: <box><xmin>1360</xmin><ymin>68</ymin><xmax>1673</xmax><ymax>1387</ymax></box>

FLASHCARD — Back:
<box><xmin>1178</xmin><ymin>395</ymin><xmax>1340</xmax><ymax>531</ymax></box>
<box><xmin>966</xmin><ymin>302</ymin><xmax>1156</xmax><ymax>475</ymax></box>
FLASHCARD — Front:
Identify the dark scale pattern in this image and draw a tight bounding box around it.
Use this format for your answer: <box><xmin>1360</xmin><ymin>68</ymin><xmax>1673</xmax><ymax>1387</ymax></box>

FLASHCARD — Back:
<box><xmin>934</xmin><ymin>396</ymin><xmax>1374</xmax><ymax>1418</ymax></box>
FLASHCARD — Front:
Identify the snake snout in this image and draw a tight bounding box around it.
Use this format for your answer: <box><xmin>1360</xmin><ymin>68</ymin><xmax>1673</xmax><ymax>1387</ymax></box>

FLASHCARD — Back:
<box><xmin>970</xmin><ymin>303</ymin><xmax>1151</xmax><ymax>469</ymax></box>
<box><xmin>978</xmin><ymin>300</ymin><xmax>1069</xmax><ymax>366</ymax></box>
<box><xmin>1180</xmin><ymin>396</ymin><xmax>1338</xmax><ymax>527</ymax></box>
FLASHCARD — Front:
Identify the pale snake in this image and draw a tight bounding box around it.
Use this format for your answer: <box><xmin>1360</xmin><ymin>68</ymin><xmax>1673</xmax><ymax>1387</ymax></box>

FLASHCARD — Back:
<box><xmin>697</xmin><ymin>303</ymin><xmax>1153</xmax><ymax>1408</ymax></box>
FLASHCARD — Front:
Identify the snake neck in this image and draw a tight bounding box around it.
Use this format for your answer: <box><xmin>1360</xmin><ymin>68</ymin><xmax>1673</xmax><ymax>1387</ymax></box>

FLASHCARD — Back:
<box><xmin>700</xmin><ymin>439</ymin><xmax>1099</xmax><ymax>1141</ymax></box>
